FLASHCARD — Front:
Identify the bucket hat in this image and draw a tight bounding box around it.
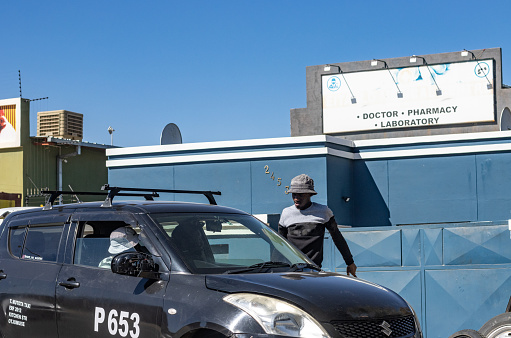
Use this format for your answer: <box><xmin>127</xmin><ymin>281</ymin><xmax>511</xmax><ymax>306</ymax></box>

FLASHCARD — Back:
<box><xmin>108</xmin><ymin>226</ymin><xmax>139</xmax><ymax>254</ymax></box>
<box><xmin>287</xmin><ymin>174</ymin><xmax>317</xmax><ymax>195</ymax></box>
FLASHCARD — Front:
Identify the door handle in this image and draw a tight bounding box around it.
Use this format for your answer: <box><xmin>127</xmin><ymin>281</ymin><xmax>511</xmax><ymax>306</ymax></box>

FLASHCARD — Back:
<box><xmin>0</xmin><ymin>271</ymin><xmax>6</xmax><ymax>280</ymax></box>
<box><xmin>58</xmin><ymin>278</ymin><xmax>80</xmax><ymax>289</ymax></box>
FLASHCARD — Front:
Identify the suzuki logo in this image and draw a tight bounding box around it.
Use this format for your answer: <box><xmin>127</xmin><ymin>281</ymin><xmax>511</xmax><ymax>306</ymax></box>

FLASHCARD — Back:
<box><xmin>379</xmin><ymin>320</ymin><xmax>392</xmax><ymax>337</ymax></box>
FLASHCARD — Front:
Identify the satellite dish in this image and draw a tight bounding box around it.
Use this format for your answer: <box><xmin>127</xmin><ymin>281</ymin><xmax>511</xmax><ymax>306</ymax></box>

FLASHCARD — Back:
<box><xmin>500</xmin><ymin>107</ymin><xmax>511</xmax><ymax>131</ymax></box>
<box><xmin>161</xmin><ymin>123</ymin><xmax>182</xmax><ymax>145</ymax></box>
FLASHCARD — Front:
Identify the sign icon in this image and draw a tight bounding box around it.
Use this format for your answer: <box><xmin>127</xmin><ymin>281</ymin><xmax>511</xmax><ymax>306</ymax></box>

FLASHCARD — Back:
<box><xmin>475</xmin><ymin>62</ymin><xmax>490</xmax><ymax>78</ymax></box>
<box><xmin>327</xmin><ymin>76</ymin><xmax>341</xmax><ymax>91</ymax></box>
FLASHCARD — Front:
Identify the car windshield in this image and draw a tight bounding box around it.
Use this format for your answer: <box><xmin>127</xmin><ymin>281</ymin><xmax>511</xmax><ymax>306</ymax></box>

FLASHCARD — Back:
<box><xmin>150</xmin><ymin>212</ymin><xmax>315</xmax><ymax>274</ymax></box>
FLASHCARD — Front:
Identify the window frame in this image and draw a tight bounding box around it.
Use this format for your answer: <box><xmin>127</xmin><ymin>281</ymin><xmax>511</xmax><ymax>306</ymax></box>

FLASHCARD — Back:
<box><xmin>8</xmin><ymin>223</ymin><xmax>66</xmax><ymax>263</ymax></box>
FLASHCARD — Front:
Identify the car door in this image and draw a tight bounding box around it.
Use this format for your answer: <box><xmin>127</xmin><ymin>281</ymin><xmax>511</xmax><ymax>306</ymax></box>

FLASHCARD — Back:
<box><xmin>55</xmin><ymin>211</ymin><xmax>168</xmax><ymax>338</ymax></box>
<box><xmin>0</xmin><ymin>211</ymin><xmax>70</xmax><ymax>337</ymax></box>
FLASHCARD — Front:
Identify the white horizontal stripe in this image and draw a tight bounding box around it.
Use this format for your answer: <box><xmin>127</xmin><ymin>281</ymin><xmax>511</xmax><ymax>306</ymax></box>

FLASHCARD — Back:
<box><xmin>353</xmin><ymin>130</ymin><xmax>511</xmax><ymax>148</ymax></box>
<box><xmin>107</xmin><ymin>135</ymin><xmax>355</xmax><ymax>156</ymax></box>
<box><xmin>357</xmin><ymin>142</ymin><xmax>511</xmax><ymax>159</ymax></box>
<box><xmin>107</xmin><ymin>147</ymin><xmax>331</xmax><ymax>168</ymax></box>
<box><xmin>106</xmin><ymin>135</ymin><xmax>353</xmax><ymax>156</ymax></box>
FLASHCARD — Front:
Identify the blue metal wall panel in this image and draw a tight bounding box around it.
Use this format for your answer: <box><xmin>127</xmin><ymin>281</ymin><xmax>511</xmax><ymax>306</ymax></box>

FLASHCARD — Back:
<box><xmin>477</xmin><ymin>153</ymin><xmax>511</xmax><ymax>221</ymax></box>
<box><xmin>423</xmin><ymin>228</ymin><xmax>443</xmax><ymax>266</ymax></box>
<box><xmin>331</xmin><ymin>224</ymin><xmax>511</xmax><ymax>338</ymax></box>
<box><xmin>108</xmin><ymin>166</ymin><xmax>176</xmax><ymax>201</ymax></box>
<box><xmin>352</xmin><ymin>160</ymin><xmax>391</xmax><ymax>227</ymax></box>
<box><xmin>425</xmin><ymin>268</ymin><xmax>511</xmax><ymax>337</ymax></box>
<box><xmin>358</xmin><ymin>270</ymin><xmax>423</xmax><ymax>331</ymax></box>
<box><xmin>327</xmin><ymin>155</ymin><xmax>353</xmax><ymax>225</ymax></box>
<box><xmin>334</xmin><ymin>230</ymin><xmax>402</xmax><ymax>269</ymax></box>
<box><xmin>174</xmin><ymin>162</ymin><xmax>252</xmax><ymax>212</ymax></box>
<box><xmin>250</xmin><ymin>158</ymin><xmax>327</xmax><ymax>215</ymax></box>
<box><xmin>388</xmin><ymin>156</ymin><xmax>477</xmax><ymax>225</ymax></box>
<box><xmin>402</xmin><ymin>229</ymin><xmax>421</xmax><ymax>266</ymax></box>
<box><xmin>322</xmin><ymin>235</ymin><xmax>334</xmax><ymax>271</ymax></box>
<box><xmin>444</xmin><ymin>225</ymin><xmax>511</xmax><ymax>265</ymax></box>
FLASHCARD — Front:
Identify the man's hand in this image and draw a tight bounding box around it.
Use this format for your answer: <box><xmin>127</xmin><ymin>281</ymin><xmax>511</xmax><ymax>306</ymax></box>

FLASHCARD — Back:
<box><xmin>346</xmin><ymin>263</ymin><xmax>357</xmax><ymax>277</ymax></box>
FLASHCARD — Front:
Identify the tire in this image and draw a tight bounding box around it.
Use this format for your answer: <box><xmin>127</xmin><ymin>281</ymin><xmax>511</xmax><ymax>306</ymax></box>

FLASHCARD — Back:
<box><xmin>479</xmin><ymin>312</ymin><xmax>511</xmax><ymax>338</ymax></box>
<box><xmin>448</xmin><ymin>329</ymin><xmax>484</xmax><ymax>338</ymax></box>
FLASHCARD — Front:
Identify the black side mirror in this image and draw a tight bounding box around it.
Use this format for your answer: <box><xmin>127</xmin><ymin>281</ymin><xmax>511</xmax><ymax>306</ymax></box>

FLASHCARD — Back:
<box><xmin>111</xmin><ymin>252</ymin><xmax>159</xmax><ymax>279</ymax></box>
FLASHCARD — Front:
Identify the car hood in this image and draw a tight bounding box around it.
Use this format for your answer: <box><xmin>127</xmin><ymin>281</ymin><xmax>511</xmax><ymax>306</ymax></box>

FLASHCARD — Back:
<box><xmin>206</xmin><ymin>271</ymin><xmax>412</xmax><ymax>321</ymax></box>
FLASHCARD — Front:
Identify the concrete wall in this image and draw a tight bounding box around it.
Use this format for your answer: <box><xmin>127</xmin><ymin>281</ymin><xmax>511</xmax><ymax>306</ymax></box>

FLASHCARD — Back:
<box><xmin>107</xmin><ymin>132</ymin><xmax>511</xmax><ymax>337</ymax></box>
<box><xmin>291</xmin><ymin>47</ymin><xmax>511</xmax><ymax>139</ymax></box>
<box><xmin>107</xmin><ymin>131</ymin><xmax>511</xmax><ymax>227</ymax></box>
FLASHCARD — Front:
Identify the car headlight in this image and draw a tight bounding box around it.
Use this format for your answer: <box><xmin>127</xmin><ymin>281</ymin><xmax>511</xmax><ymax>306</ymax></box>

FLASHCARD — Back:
<box><xmin>224</xmin><ymin>293</ymin><xmax>330</xmax><ymax>338</ymax></box>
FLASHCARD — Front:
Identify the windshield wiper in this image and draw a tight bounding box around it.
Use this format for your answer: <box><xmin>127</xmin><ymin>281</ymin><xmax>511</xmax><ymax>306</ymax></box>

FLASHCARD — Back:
<box><xmin>289</xmin><ymin>262</ymin><xmax>322</xmax><ymax>272</ymax></box>
<box><xmin>223</xmin><ymin>261</ymin><xmax>291</xmax><ymax>274</ymax></box>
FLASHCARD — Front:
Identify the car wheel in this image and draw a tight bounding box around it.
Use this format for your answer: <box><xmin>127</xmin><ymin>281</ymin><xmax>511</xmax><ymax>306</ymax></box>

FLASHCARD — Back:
<box><xmin>479</xmin><ymin>312</ymin><xmax>511</xmax><ymax>338</ymax></box>
<box><xmin>448</xmin><ymin>329</ymin><xmax>484</xmax><ymax>338</ymax></box>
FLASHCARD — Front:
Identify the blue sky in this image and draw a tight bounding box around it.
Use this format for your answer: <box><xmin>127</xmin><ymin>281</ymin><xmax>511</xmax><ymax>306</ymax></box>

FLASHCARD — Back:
<box><xmin>1</xmin><ymin>0</ymin><xmax>510</xmax><ymax>147</ymax></box>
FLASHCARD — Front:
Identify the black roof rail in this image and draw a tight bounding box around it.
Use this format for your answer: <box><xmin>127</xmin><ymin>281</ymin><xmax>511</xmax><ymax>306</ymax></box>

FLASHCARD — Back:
<box><xmin>41</xmin><ymin>185</ymin><xmax>221</xmax><ymax>210</ymax></box>
<box><xmin>100</xmin><ymin>185</ymin><xmax>221</xmax><ymax>207</ymax></box>
<box><xmin>42</xmin><ymin>190</ymin><xmax>159</xmax><ymax>210</ymax></box>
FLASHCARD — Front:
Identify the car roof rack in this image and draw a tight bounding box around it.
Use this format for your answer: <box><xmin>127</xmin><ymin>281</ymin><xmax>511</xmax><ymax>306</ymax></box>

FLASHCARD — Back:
<box><xmin>100</xmin><ymin>184</ymin><xmax>221</xmax><ymax>207</ymax></box>
<box><xmin>41</xmin><ymin>184</ymin><xmax>221</xmax><ymax>210</ymax></box>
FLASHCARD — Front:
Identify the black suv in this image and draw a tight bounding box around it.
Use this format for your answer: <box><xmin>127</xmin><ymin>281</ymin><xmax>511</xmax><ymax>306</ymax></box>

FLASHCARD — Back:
<box><xmin>0</xmin><ymin>186</ymin><xmax>422</xmax><ymax>338</ymax></box>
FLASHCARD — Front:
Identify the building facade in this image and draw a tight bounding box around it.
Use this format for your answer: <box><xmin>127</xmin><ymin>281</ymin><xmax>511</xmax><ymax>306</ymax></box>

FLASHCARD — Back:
<box><xmin>291</xmin><ymin>47</ymin><xmax>511</xmax><ymax>139</ymax></box>
<box><xmin>0</xmin><ymin>98</ymin><xmax>110</xmax><ymax>207</ymax></box>
<box><xmin>106</xmin><ymin>48</ymin><xmax>511</xmax><ymax>337</ymax></box>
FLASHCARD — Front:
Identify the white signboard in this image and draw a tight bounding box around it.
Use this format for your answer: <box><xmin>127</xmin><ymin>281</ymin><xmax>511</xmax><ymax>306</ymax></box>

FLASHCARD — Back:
<box><xmin>322</xmin><ymin>59</ymin><xmax>495</xmax><ymax>133</ymax></box>
<box><xmin>0</xmin><ymin>98</ymin><xmax>21</xmax><ymax>149</ymax></box>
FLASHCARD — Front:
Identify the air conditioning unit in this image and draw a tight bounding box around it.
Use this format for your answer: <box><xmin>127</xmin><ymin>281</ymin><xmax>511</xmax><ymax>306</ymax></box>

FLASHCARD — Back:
<box><xmin>37</xmin><ymin>110</ymin><xmax>83</xmax><ymax>141</ymax></box>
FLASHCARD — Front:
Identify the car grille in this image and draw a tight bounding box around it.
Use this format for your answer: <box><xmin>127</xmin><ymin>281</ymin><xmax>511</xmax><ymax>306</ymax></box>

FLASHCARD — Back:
<box><xmin>331</xmin><ymin>315</ymin><xmax>416</xmax><ymax>338</ymax></box>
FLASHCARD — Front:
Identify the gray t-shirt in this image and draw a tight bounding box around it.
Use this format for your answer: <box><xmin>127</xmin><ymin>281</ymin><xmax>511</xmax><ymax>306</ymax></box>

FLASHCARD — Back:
<box><xmin>278</xmin><ymin>202</ymin><xmax>353</xmax><ymax>267</ymax></box>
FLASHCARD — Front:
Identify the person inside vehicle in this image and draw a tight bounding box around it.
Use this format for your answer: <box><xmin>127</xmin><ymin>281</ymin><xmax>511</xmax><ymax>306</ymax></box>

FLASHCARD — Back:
<box><xmin>98</xmin><ymin>226</ymin><xmax>140</xmax><ymax>268</ymax></box>
<box><xmin>171</xmin><ymin>218</ymin><xmax>215</xmax><ymax>265</ymax></box>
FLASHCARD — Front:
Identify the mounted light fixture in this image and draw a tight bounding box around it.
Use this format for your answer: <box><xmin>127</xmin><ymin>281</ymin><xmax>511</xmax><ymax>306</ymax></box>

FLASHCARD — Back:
<box><xmin>324</xmin><ymin>64</ymin><xmax>341</xmax><ymax>72</ymax></box>
<box><xmin>461</xmin><ymin>49</ymin><xmax>493</xmax><ymax>89</ymax></box>
<box><xmin>409</xmin><ymin>55</ymin><xmax>419</xmax><ymax>63</ymax></box>
<box><xmin>372</xmin><ymin>59</ymin><xmax>403</xmax><ymax>98</ymax></box>
<box><xmin>409</xmin><ymin>55</ymin><xmax>442</xmax><ymax>95</ymax></box>
<box><xmin>461</xmin><ymin>49</ymin><xmax>475</xmax><ymax>59</ymax></box>
<box><xmin>324</xmin><ymin>64</ymin><xmax>357</xmax><ymax>104</ymax></box>
<box><xmin>461</xmin><ymin>50</ymin><xmax>469</xmax><ymax>57</ymax></box>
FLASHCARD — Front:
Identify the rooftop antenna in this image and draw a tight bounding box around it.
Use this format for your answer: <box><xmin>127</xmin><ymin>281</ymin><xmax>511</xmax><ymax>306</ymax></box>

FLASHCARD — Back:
<box><xmin>18</xmin><ymin>70</ymin><xmax>22</xmax><ymax>98</ymax></box>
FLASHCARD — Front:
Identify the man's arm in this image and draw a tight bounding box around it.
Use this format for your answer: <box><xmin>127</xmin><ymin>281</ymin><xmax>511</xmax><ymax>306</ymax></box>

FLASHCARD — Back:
<box><xmin>326</xmin><ymin>217</ymin><xmax>357</xmax><ymax>277</ymax></box>
<box><xmin>278</xmin><ymin>224</ymin><xmax>288</xmax><ymax>238</ymax></box>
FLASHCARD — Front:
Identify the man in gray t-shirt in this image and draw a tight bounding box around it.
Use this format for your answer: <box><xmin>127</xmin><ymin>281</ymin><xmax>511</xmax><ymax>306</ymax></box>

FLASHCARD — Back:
<box><xmin>278</xmin><ymin>174</ymin><xmax>357</xmax><ymax>277</ymax></box>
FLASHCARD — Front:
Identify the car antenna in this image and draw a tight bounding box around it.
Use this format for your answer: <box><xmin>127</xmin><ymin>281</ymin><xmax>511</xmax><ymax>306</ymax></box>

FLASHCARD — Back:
<box><xmin>68</xmin><ymin>185</ymin><xmax>82</xmax><ymax>203</ymax></box>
